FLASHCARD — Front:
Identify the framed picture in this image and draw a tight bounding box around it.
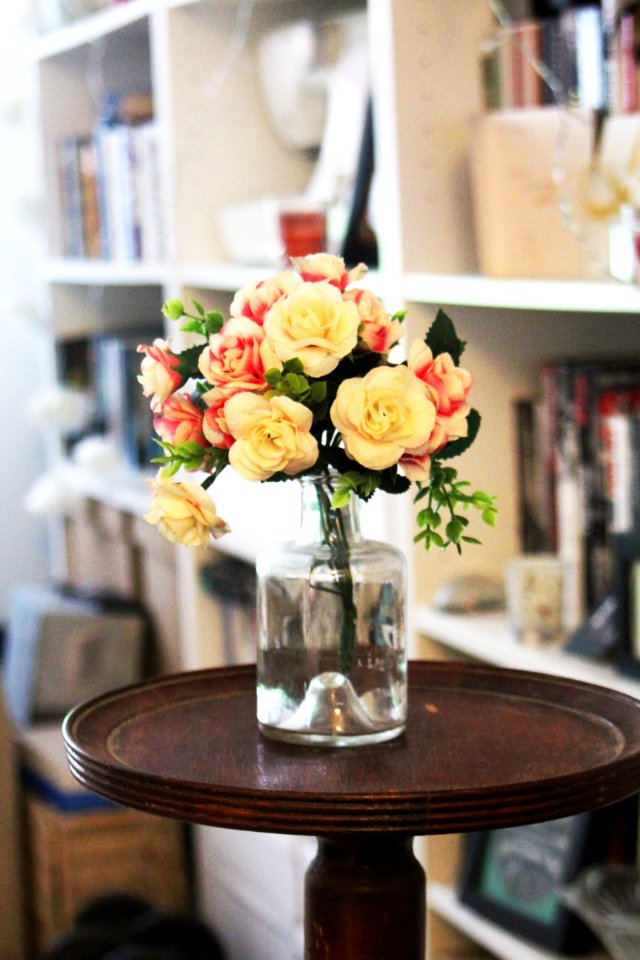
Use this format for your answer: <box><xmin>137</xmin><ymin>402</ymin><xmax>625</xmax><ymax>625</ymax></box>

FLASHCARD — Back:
<box><xmin>459</xmin><ymin>813</ymin><xmax>597</xmax><ymax>954</ymax></box>
<box><xmin>612</xmin><ymin>533</ymin><xmax>640</xmax><ymax>678</ymax></box>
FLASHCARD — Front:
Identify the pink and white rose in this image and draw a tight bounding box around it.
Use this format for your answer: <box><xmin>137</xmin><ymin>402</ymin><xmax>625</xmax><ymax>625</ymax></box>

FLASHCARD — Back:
<box><xmin>291</xmin><ymin>253</ymin><xmax>367</xmax><ymax>291</ymax></box>
<box><xmin>144</xmin><ymin>477</ymin><xmax>230</xmax><ymax>547</ymax></box>
<box><xmin>224</xmin><ymin>393</ymin><xmax>318</xmax><ymax>482</ymax></box>
<box><xmin>230</xmin><ymin>270</ymin><xmax>298</xmax><ymax>325</ymax></box>
<box><xmin>198</xmin><ymin>317</ymin><xmax>281</xmax><ymax>391</ymax></box>
<box><xmin>343</xmin><ymin>288</ymin><xmax>403</xmax><ymax>354</ymax></box>
<box><xmin>264</xmin><ymin>281</ymin><xmax>360</xmax><ymax>378</ymax></box>
<box><xmin>137</xmin><ymin>338</ymin><xmax>182</xmax><ymax>413</ymax></box>
<box><xmin>330</xmin><ymin>365</ymin><xmax>437</xmax><ymax>471</ymax></box>
<box><xmin>153</xmin><ymin>394</ymin><xmax>207</xmax><ymax>449</ymax></box>
<box><xmin>407</xmin><ymin>339</ymin><xmax>472</xmax><ymax>450</ymax></box>
<box><xmin>201</xmin><ymin>388</ymin><xmax>235</xmax><ymax>450</ymax></box>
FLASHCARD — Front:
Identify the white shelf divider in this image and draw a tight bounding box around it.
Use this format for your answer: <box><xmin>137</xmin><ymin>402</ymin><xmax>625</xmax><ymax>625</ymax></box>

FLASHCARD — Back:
<box><xmin>404</xmin><ymin>272</ymin><xmax>640</xmax><ymax>314</ymax></box>
<box><xmin>415</xmin><ymin>606</ymin><xmax>640</xmax><ymax>699</ymax></box>
<box><xmin>428</xmin><ymin>883</ymin><xmax>608</xmax><ymax>960</ymax></box>
<box><xmin>31</xmin><ymin>0</ymin><xmax>158</xmax><ymax>59</ymax></box>
<box><xmin>44</xmin><ymin>257</ymin><xmax>167</xmax><ymax>286</ymax></box>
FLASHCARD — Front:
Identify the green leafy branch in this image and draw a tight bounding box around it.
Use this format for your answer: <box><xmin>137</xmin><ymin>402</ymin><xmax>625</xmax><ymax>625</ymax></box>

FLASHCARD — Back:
<box><xmin>152</xmin><ymin>438</ymin><xmax>228</xmax><ymax>478</ymax></box>
<box><xmin>413</xmin><ymin>461</ymin><xmax>497</xmax><ymax>552</ymax></box>
<box><xmin>264</xmin><ymin>359</ymin><xmax>327</xmax><ymax>413</ymax></box>
<box><xmin>330</xmin><ymin>470</ymin><xmax>381</xmax><ymax>508</ymax></box>
<box><xmin>162</xmin><ymin>298</ymin><xmax>224</xmax><ymax>340</ymax></box>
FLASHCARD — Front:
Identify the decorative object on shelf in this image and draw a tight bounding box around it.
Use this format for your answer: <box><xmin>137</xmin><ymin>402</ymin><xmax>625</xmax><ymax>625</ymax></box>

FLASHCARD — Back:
<box><xmin>504</xmin><ymin>553</ymin><xmax>566</xmax><ymax>647</ymax></box>
<box><xmin>612</xmin><ymin>533</ymin><xmax>640</xmax><ymax>678</ymax></box>
<box><xmin>459</xmin><ymin>811</ymin><xmax>614</xmax><ymax>954</ymax></box>
<box><xmin>136</xmin><ymin>253</ymin><xmax>496</xmax><ymax>745</ymax></box>
<box><xmin>562</xmin><ymin>863</ymin><xmax>640</xmax><ymax>960</ymax></box>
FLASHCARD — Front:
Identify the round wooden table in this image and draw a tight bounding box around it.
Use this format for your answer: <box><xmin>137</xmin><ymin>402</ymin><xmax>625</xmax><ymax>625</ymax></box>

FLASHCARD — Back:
<box><xmin>63</xmin><ymin>661</ymin><xmax>640</xmax><ymax>960</ymax></box>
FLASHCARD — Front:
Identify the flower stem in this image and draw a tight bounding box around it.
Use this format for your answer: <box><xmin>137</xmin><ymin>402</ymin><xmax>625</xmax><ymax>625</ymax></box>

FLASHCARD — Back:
<box><xmin>315</xmin><ymin>471</ymin><xmax>357</xmax><ymax>676</ymax></box>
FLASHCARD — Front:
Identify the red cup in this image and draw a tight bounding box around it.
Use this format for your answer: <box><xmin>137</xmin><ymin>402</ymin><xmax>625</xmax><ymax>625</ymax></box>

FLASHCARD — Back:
<box><xmin>279</xmin><ymin>204</ymin><xmax>327</xmax><ymax>260</ymax></box>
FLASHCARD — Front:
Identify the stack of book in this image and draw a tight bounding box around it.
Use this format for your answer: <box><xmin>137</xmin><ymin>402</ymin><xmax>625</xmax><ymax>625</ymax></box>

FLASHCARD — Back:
<box><xmin>480</xmin><ymin>5</ymin><xmax>606</xmax><ymax>111</ymax></box>
<box><xmin>515</xmin><ymin>358</ymin><xmax>640</xmax><ymax>628</ymax></box>
<box><xmin>57</xmin><ymin>92</ymin><xmax>164</xmax><ymax>262</ymax></box>
<box><xmin>94</xmin><ymin>327</ymin><xmax>161</xmax><ymax>469</ymax></box>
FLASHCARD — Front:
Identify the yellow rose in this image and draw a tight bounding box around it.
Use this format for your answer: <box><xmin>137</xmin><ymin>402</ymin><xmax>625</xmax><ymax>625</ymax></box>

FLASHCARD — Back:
<box><xmin>330</xmin><ymin>364</ymin><xmax>437</xmax><ymax>470</ymax></box>
<box><xmin>144</xmin><ymin>477</ymin><xmax>230</xmax><ymax>547</ymax></box>
<box><xmin>263</xmin><ymin>281</ymin><xmax>359</xmax><ymax>377</ymax></box>
<box><xmin>225</xmin><ymin>393</ymin><xmax>319</xmax><ymax>482</ymax></box>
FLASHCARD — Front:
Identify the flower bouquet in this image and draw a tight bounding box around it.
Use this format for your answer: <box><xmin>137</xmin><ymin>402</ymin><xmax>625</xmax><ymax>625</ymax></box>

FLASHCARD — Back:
<box><xmin>137</xmin><ymin>253</ymin><xmax>496</xmax><ymax>745</ymax></box>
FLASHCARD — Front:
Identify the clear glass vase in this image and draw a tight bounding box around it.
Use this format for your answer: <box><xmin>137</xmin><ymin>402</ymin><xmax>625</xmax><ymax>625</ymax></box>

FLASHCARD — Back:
<box><xmin>256</xmin><ymin>472</ymin><xmax>407</xmax><ymax>746</ymax></box>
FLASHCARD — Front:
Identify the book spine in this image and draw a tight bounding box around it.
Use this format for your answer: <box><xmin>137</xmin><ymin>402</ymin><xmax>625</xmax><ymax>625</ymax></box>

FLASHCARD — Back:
<box><xmin>57</xmin><ymin>138</ymin><xmax>84</xmax><ymax>258</ymax></box>
<box><xmin>554</xmin><ymin>364</ymin><xmax>586</xmax><ymax>629</ymax></box>
<box><xmin>574</xmin><ymin>6</ymin><xmax>607</xmax><ymax>110</ymax></box>
<box><xmin>77</xmin><ymin>137</ymin><xmax>101</xmax><ymax>259</ymax></box>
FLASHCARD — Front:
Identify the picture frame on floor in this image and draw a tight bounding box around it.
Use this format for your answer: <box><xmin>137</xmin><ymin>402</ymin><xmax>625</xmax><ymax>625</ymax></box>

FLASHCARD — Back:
<box><xmin>458</xmin><ymin>813</ymin><xmax>597</xmax><ymax>954</ymax></box>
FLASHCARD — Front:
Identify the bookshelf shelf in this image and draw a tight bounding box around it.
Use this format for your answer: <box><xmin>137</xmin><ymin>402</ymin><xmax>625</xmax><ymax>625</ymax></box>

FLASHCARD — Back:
<box><xmin>30</xmin><ymin>0</ymin><xmax>156</xmax><ymax>60</ymax></box>
<box><xmin>415</xmin><ymin>606</ymin><xmax>640</xmax><ymax>700</ymax></box>
<box><xmin>428</xmin><ymin>883</ymin><xmax>608</xmax><ymax>960</ymax></box>
<box><xmin>44</xmin><ymin>257</ymin><xmax>167</xmax><ymax>286</ymax></box>
<box><xmin>404</xmin><ymin>272</ymin><xmax>640</xmax><ymax>314</ymax></box>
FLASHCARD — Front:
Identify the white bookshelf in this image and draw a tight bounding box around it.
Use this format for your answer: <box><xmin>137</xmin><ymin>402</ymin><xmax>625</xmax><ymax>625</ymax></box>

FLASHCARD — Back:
<box><xmin>32</xmin><ymin>2</ymin><xmax>640</xmax><ymax>959</ymax></box>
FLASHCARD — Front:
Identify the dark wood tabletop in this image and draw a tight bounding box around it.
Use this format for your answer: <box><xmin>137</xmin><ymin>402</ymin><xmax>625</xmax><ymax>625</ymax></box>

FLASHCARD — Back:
<box><xmin>63</xmin><ymin>660</ymin><xmax>640</xmax><ymax>836</ymax></box>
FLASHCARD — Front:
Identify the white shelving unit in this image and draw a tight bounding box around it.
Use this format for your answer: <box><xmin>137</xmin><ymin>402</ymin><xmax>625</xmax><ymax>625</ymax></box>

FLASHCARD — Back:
<box><xmin>31</xmin><ymin>1</ymin><xmax>640</xmax><ymax>959</ymax></box>
<box><xmin>415</xmin><ymin>606</ymin><xmax>640</xmax><ymax>698</ymax></box>
<box><xmin>428</xmin><ymin>883</ymin><xmax>608</xmax><ymax>960</ymax></box>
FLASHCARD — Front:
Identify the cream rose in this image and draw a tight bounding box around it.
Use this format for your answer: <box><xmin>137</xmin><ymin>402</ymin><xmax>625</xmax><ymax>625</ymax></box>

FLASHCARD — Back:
<box><xmin>225</xmin><ymin>393</ymin><xmax>318</xmax><ymax>482</ymax></box>
<box><xmin>330</xmin><ymin>364</ymin><xmax>436</xmax><ymax>471</ymax></box>
<box><xmin>144</xmin><ymin>477</ymin><xmax>230</xmax><ymax>547</ymax></box>
<box><xmin>198</xmin><ymin>317</ymin><xmax>281</xmax><ymax>391</ymax></box>
<box><xmin>291</xmin><ymin>253</ymin><xmax>367</xmax><ymax>290</ymax></box>
<box><xmin>264</xmin><ymin>281</ymin><xmax>360</xmax><ymax>377</ymax></box>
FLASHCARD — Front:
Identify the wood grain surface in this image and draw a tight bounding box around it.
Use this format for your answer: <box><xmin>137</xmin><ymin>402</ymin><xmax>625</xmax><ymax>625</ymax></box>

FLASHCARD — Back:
<box><xmin>63</xmin><ymin>660</ymin><xmax>640</xmax><ymax>836</ymax></box>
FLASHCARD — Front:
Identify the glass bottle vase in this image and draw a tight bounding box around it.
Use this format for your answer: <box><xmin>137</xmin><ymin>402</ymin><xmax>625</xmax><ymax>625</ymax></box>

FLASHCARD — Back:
<box><xmin>256</xmin><ymin>472</ymin><xmax>407</xmax><ymax>746</ymax></box>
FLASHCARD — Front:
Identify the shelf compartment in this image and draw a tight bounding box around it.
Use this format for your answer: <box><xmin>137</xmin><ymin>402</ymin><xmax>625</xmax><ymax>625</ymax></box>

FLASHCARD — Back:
<box><xmin>428</xmin><ymin>883</ymin><xmax>608</xmax><ymax>960</ymax></box>
<box><xmin>415</xmin><ymin>606</ymin><xmax>640</xmax><ymax>699</ymax></box>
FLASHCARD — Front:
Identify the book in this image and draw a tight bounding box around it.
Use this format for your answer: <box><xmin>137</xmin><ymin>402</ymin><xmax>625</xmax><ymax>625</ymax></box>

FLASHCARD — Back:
<box><xmin>94</xmin><ymin>329</ymin><xmax>160</xmax><ymax>468</ymax></box>
<box><xmin>533</xmin><ymin>360</ymin><xmax>640</xmax><ymax>623</ymax></box>
<box><xmin>57</xmin><ymin>138</ymin><xmax>84</xmax><ymax>258</ymax></box>
<box><xmin>77</xmin><ymin>136</ymin><xmax>102</xmax><ymax>258</ymax></box>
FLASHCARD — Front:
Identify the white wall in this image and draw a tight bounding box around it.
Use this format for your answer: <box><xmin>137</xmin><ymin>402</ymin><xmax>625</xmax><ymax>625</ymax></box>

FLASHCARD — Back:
<box><xmin>0</xmin><ymin>2</ymin><xmax>50</xmax><ymax>623</ymax></box>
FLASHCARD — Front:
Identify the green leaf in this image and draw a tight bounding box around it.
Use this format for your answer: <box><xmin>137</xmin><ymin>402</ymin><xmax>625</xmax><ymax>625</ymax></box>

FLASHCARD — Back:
<box><xmin>437</xmin><ymin>409</ymin><xmax>481</xmax><ymax>460</ymax></box>
<box><xmin>191</xmin><ymin>299</ymin><xmax>205</xmax><ymax>317</ymax></box>
<box><xmin>264</xmin><ymin>367</ymin><xmax>282</xmax><ymax>387</ymax></box>
<box><xmin>482</xmin><ymin>507</ymin><xmax>498</xmax><ymax>527</ymax></box>
<box><xmin>180</xmin><ymin>318</ymin><xmax>205</xmax><ymax>333</ymax></box>
<box><xmin>176</xmin><ymin>344</ymin><xmax>205</xmax><ymax>379</ymax></box>
<box><xmin>309</xmin><ymin>381</ymin><xmax>327</xmax><ymax>403</ymax></box>
<box><xmin>331</xmin><ymin>489</ymin><xmax>352</xmax><ymax>509</ymax></box>
<box><xmin>204</xmin><ymin>311</ymin><xmax>224</xmax><ymax>335</ymax></box>
<box><xmin>283</xmin><ymin>357</ymin><xmax>304</xmax><ymax>375</ymax></box>
<box><xmin>162</xmin><ymin>299</ymin><xmax>184</xmax><ymax>320</ymax></box>
<box><xmin>425</xmin><ymin>308</ymin><xmax>466</xmax><ymax>364</ymax></box>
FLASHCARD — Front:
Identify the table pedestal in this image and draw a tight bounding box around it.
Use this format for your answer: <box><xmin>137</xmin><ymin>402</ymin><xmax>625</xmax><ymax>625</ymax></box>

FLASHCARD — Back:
<box><xmin>305</xmin><ymin>835</ymin><xmax>425</xmax><ymax>960</ymax></box>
